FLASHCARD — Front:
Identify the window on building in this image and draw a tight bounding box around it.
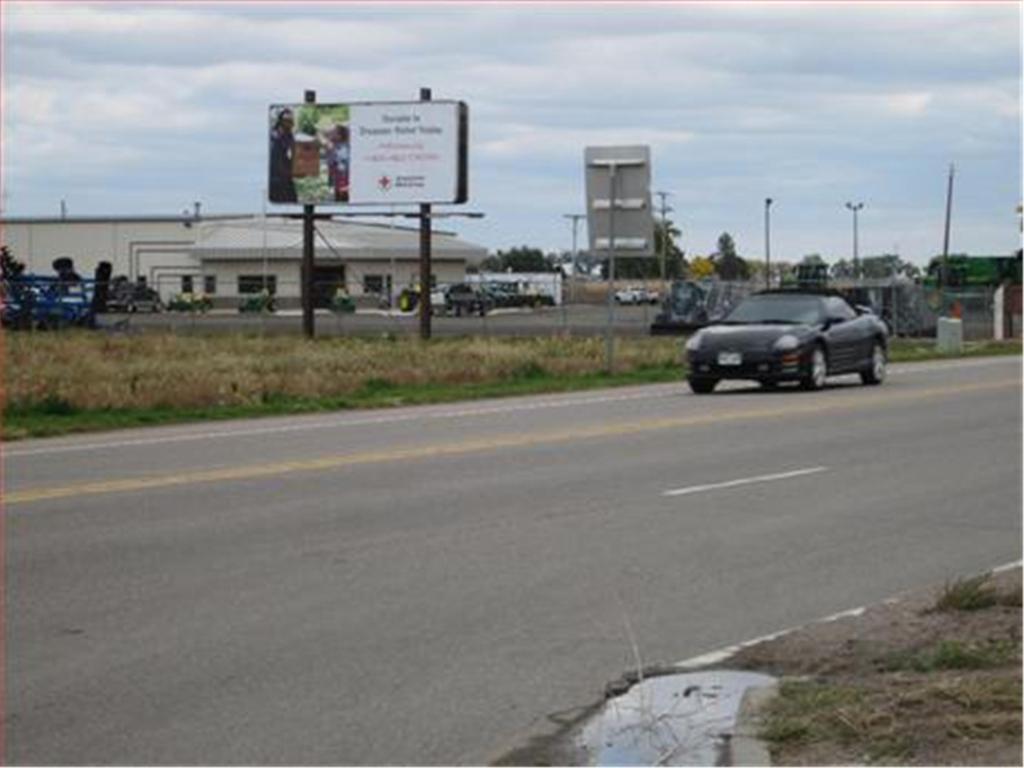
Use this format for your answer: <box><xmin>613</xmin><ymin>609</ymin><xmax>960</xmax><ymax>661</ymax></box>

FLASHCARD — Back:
<box><xmin>238</xmin><ymin>275</ymin><xmax>277</xmax><ymax>295</ymax></box>
<box><xmin>363</xmin><ymin>274</ymin><xmax>384</xmax><ymax>294</ymax></box>
<box><xmin>204</xmin><ymin>275</ymin><xmax>217</xmax><ymax>294</ymax></box>
<box><xmin>181</xmin><ymin>275</ymin><xmax>194</xmax><ymax>294</ymax></box>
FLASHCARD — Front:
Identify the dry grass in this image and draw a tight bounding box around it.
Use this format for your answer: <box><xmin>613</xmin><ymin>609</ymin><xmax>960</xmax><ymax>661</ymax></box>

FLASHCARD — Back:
<box><xmin>2</xmin><ymin>331</ymin><xmax>681</xmax><ymax>412</ymax></box>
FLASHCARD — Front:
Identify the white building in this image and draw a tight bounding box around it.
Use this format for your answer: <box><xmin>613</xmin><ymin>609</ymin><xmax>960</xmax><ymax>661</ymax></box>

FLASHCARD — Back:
<box><xmin>1</xmin><ymin>213</ymin><xmax>488</xmax><ymax>306</ymax></box>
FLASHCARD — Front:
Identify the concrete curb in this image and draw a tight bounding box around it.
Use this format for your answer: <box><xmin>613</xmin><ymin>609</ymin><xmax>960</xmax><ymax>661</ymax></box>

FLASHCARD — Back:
<box><xmin>728</xmin><ymin>683</ymin><xmax>778</xmax><ymax>766</ymax></box>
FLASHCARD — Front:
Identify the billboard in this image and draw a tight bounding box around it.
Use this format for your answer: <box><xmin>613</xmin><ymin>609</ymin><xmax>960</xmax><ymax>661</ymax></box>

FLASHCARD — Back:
<box><xmin>269</xmin><ymin>101</ymin><xmax>468</xmax><ymax>205</ymax></box>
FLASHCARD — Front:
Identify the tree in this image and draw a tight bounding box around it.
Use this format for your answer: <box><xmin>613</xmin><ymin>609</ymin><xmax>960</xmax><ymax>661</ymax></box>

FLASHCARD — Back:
<box><xmin>689</xmin><ymin>255</ymin><xmax>716</xmax><ymax>279</ymax></box>
<box><xmin>712</xmin><ymin>232</ymin><xmax>749</xmax><ymax>280</ymax></box>
<box><xmin>861</xmin><ymin>254</ymin><xmax>920</xmax><ymax>279</ymax></box>
<box><xmin>654</xmin><ymin>218</ymin><xmax>687</xmax><ymax>279</ymax></box>
<box><xmin>483</xmin><ymin>246</ymin><xmax>553</xmax><ymax>273</ymax></box>
<box><xmin>800</xmin><ymin>253</ymin><xmax>826</xmax><ymax>266</ymax></box>
<box><xmin>830</xmin><ymin>258</ymin><xmax>856</xmax><ymax>280</ymax></box>
<box><xmin>717</xmin><ymin>232</ymin><xmax>737</xmax><ymax>260</ymax></box>
<box><xmin>0</xmin><ymin>245</ymin><xmax>26</xmax><ymax>280</ymax></box>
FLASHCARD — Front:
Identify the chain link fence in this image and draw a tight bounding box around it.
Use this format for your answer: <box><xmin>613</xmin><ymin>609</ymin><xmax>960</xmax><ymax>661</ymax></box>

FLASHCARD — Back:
<box><xmin>81</xmin><ymin>275</ymin><xmax>1020</xmax><ymax>341</ymax></box>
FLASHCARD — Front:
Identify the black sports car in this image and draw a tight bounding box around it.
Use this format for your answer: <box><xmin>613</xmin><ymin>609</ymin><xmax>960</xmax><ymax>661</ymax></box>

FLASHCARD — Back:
<box><xmin>685</xmin><ymin>290</ymin><xmax>889</xmax><ymax>394</ymax></box>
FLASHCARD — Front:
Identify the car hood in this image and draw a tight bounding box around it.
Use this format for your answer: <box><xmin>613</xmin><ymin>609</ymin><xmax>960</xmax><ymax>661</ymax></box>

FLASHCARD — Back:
<box><xmin>695</xmin><ymin>323</ymin><xmax>816</xmax><ymax>352</ymax></box>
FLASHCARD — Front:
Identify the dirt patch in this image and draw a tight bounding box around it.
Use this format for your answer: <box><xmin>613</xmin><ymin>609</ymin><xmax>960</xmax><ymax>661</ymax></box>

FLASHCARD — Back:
<box><xmin>732</xmin><ymin>567</ymin><xmax>1022</xmax><ymax>766</ymax></box>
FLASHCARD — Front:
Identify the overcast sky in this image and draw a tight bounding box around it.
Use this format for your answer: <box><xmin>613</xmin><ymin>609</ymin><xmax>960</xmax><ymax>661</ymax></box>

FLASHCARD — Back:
<box><xmin>2</xmin><ymin>1</ymin><xmax>1020</xmax><ymax>264</ymax></box>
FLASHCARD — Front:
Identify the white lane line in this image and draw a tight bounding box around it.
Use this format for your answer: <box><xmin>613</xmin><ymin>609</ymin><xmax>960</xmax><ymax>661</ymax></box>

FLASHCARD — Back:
<box><xmin>674</xmin><ymin>558</ymin><xmax>1023</xmax><ymax>670</ymax></box>
<box><xmin>3</xmin><ymin>388</ymin><xmax>681</xmax><ymax>458</ymax></box>
<box><xmin>663</xmin><ymin>466</ymin><xmax>827</xmax><ymax>497</ymax></box>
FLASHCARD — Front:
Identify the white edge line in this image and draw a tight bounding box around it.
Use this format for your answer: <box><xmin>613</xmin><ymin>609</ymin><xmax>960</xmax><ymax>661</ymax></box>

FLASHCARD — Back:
<box><xmin>4</xmin><ymin>388</ymin><xmax>681</xmax><ymax>458</ymax></box>
<box><xmin>673</xmin><ymin>558</ymin><xmax>1023</xmax><ymax>670</ymax></box>
<box><xmin>663</xmin><ymin>466</ymin><xmax>828</xmax><ymax>497</ymax></box>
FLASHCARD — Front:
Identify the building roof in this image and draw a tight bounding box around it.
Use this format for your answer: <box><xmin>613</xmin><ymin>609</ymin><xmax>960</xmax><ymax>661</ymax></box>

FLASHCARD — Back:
<box><xmin>0</xmin><ymin>214</ymin><xmax>252</xmax><ymax>225</ymax></box>
<box><xmin>191</xmin><ymin>217</ymin><xmax>488</xmax><ymax>263</ymax></box>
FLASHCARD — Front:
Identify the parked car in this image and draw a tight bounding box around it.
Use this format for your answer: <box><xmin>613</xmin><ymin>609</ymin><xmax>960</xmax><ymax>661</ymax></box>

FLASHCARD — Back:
<box><xmin>445</xmin><ymin>283</ymin><xmax>494</xmax><ymax>316</ymax></box>
<box><xmin>684</xmin><ymin>290</ymin><xmax>889</xmax><ymax>394</ymax></box>
<box><xmin>615</xmin><ymin>286</ymin><xmax>659</xmax><ymax>305</ymax></box>
<box><xmin>107</xmin><ymin>278</ymin><xmax>163</xmax><ymax>313</ymax></box>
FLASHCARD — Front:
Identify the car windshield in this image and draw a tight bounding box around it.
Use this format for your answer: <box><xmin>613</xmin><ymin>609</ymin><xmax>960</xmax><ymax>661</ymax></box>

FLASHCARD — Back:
<box><xmin>722</xmin><ymin>294</ymin><xmax>823</xmax><ymax>325</ymax></box>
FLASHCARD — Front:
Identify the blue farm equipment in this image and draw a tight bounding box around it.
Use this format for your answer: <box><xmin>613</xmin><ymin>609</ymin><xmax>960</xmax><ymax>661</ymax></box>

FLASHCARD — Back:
<box><xmin>1</xmin><ymin>275</ymin><xmax>97</xmax><ymax>330</ymax></box>
<box><xmin>1</xmin><ymin>258</ymin><xmax>112</xmax><ymax>330</ymax></box>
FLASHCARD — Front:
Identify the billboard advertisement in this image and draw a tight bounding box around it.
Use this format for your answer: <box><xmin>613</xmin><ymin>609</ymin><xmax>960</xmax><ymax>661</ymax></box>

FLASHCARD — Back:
<box><xmin>269</xmin><ymin>100</ymin><xmax>468</xmax><ymax>206</ymax></box>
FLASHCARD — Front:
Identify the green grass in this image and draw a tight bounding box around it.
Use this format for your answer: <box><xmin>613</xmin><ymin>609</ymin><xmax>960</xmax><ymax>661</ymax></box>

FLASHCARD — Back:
<box><xmin>761</xmin><ymin>673</ymin><xmax>1022</xmax><ymax>764</ymax></box>
<box><xmin>878</xmin><ymin>640</ymin><xmax>1018</xmax><ymax>673</ymax></box>
<box><xmin>759</xmin><ymin>680</ymin><xmax>867</xmax><ymax>746</ymax></box>
<box><xmin>888</xmin><ymin>338</ymin><xmax>1022</xmax><ymax>361</ymax></box>
<box><xmin>2</xmin><ymin>333</ymin><xmax>1018</xmax><ymax>440</ymax></box>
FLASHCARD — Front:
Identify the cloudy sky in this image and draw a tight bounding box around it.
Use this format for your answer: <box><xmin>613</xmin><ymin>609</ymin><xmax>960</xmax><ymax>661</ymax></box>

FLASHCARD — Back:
<box><xmin>2</xmin><ymin>1</ymin><xmax>1020</xmax><ymax>264</ymax></box>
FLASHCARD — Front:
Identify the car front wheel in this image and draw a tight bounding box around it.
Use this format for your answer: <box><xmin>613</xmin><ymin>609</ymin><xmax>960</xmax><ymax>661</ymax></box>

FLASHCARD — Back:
<box><xmin>861</xmin><ymin>342</ymin><xmax>887</xmax><ymax>385</ymax></box>
<box><xmin>800</xmin><ymin>345</ymin><xmax>827</xmax><ymax>391</ymax></box>
<box><xmin>688</xmin><ymin>377</ymin><xmax>718</xmax><ymax>394</ymax></box>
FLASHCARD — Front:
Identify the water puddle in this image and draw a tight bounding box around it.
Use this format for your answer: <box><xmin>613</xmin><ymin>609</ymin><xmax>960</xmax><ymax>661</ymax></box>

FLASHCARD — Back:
<box><xmin>574</xmin><ymin>670</ymin><xmax>776</xmax><ymax>766</ymax></box>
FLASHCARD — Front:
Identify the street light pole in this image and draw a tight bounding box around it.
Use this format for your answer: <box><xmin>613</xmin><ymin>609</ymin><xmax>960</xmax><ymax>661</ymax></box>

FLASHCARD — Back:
<box><xmin>764</xmin><ymin>197</ymin><xmax>773</xmax><ymax>289</ymax></box>
<box><xmin>562</xmin><ymin>213</ymin><xmax>585</xmax><ymax>303</ymax></box>
<box><xmin>845</xmin><ymin>201</ymin><xmax>864</xmax><ymax>280</ymax></box>
<box><xmin>941</xmin><ymin>164</ymin><xmax>954</xmax><ymax>288</ymax></box>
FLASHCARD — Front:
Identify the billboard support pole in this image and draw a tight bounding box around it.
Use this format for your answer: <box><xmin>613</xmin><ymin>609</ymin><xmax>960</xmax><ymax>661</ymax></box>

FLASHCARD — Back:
<box><xmin>301</xmin><ymin>89</ymin><xmax>317</xmax><ymax>339</ymax></box>
<box><xmin>419</xmin><ymin>87</ymin><xmax>433</xmax><ymax>341</ymax></box>
<box><xmin>605</xmin><ymin>163</ymin><xmax>617</xmax><ymax>372</ymax></box>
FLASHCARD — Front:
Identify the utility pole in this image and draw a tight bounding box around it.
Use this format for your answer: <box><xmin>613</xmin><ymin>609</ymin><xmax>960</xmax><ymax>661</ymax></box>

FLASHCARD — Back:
<box><xmin>301</xmin><ymin>89</ymin><xmax>316</xmax><ymax>339</ymax></box>
<box><xmin>941</xmin><ymin>163</ymin><xmax>954</xmax><ymax>288</ymax></box>
<box><xmin>418</xmin><ymin>87</ymin><xmax>433</xmax><ymax>340</ymax></box>
<box><xmin>845</xmin><ymin>201</ymin><xmax>864</xmax><ymax>280</ymax></box>
<box><xmin>654</xmin><ymin>190</ymin><xmax>673</xmax><ymax>284</ymax></box>
<box><xmin>764</xmin><ymin>197</ymin><xmax>773</xmax><ymax>289</ymax></box>
<box><xmin>563</xmin><ymin>213</ymin><xmax>585</xmax><ymax>303</ymax></box>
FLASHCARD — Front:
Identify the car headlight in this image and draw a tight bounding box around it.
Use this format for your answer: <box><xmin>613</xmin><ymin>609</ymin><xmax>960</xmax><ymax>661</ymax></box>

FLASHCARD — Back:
<box><xmin>773</xmin><ymin>334</ymin><xmax>800</xmax><ymax>352</ymax></box>
<box><xmin>685</xmin><ymin>333</ymin><xmax>704</xmax><ymax>352</ymax></box>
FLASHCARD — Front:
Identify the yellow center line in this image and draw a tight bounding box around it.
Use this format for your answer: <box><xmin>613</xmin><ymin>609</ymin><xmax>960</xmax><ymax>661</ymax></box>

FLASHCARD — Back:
<box><xmin>5</xmin><ymin>378</ymin><xmax>1018</xmax><ymax>506</ymax></box>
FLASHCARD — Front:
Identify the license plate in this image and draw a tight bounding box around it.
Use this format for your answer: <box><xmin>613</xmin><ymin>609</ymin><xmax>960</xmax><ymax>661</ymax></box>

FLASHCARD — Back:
<box><xmin>717</xmin><ymin>351</ymin><xmax>742</xmax><ymax>366</ymax></box>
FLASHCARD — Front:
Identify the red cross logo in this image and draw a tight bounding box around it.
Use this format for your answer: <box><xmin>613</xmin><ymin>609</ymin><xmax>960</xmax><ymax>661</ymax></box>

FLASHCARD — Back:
<box><xmin>378</xmin><ymin>175</ymin><xmax>392</xmax><ymax>191</ymax></box>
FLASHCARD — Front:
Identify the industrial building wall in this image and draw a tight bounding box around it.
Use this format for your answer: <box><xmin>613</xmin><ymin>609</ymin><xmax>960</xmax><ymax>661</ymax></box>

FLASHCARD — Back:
<box><xmin>1</xmin><ymin>220</ymin><xmax>199</xmax><ymax>283</ymax></box>
<box><xmin>186</xmin><ymin>259</ymin><xmax>469</xmax><ymax>306</ymax></box>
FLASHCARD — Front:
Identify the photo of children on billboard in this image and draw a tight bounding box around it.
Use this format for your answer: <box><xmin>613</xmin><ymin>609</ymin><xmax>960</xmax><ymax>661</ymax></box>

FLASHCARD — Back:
<box><xmin>268</xmin><ymin>104</ymin><xmax>350</xmax><ymax>204</ymax></box>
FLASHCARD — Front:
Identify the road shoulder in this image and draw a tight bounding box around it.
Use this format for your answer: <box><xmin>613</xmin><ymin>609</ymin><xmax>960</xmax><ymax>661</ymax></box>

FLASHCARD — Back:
<box><xmin>730</xmin><ymin>564</ymin><xmax>1022</xmax><ymax>766</ymax></box>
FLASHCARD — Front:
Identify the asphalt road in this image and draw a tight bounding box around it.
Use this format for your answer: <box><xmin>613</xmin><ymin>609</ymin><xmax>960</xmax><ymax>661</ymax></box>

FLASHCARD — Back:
<box><xmin>6</xmin><ymin>356</ymin><xmax>1021</xmax><ymax>765</ymax></box>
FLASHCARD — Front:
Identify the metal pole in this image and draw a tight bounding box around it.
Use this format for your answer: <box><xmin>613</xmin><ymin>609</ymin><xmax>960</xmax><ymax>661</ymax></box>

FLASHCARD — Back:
<box><xmin>301</xmin><ymin>89</ymin><xmax>316</xmax><ymax>339</ymax></box>
<box><xmin>563</xmin><ymin>213</ymin><xmax>584</xmax><ymax>303</ymax></box>
<box><xmin>853</xmin><ymin>207</ymin><xmax>859</xmax><ymax>279</ymax></box>
<box><xmin>605</xmin><ymin>164</ymin><xmax>617</xmax><ymax>372</ymax></box>
<box><xmin>942</xmin><ymin>163</ymin><xmax>954</xmax><ymax>288</ymax></box>
<box><xmin>419</xmin><ymin>87</ymin><xmax>433</xmax><ymax>340</ymax></box>
<box><xmin>764</xmin><ymin>197</ymin><xmax>772</xmax><ymax>289</ymax></box>
<box><xmin>389</xmin><ymin>204</ymin><xmax>397</xmax><ymax>308</ymax></box>
<box><xmin>845</xmin><ymin>201</ymin><xmax>864</xmax><ymax>281</ymax></box>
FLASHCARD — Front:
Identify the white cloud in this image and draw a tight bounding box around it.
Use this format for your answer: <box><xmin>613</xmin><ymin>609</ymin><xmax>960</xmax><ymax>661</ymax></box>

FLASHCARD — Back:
<box><xmin>1</xmin><ymin>1</ymin><xmax>1019</xmax><ymax>259</ymax></box>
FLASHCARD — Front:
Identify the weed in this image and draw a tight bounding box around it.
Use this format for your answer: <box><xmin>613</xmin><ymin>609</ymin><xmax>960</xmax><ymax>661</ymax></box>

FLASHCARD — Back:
<box><xmin>930</xmin><ymin>575</ymin><xmax>1000</xmax><ymax>612</ymax></box>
